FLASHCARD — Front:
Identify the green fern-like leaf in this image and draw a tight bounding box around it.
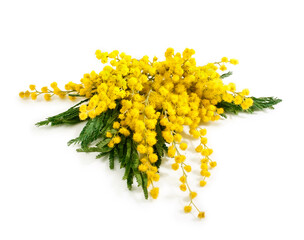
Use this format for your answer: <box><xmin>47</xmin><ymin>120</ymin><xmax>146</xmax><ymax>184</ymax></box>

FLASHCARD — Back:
<box><xmin>217</xmin><ymin>96</ymin><xmax>282</xmax><ymax>117</ymax></box>
<box><xmin>36</xmin><ymin>99</ymin><xmax>88</xmax><ymax>126</ymax></box>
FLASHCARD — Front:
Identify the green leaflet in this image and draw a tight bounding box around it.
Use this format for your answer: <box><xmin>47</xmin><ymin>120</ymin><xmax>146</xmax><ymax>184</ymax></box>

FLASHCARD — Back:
<box><xmin>114</xmin><ymin>148</ymin><xmax>119</xmax><ymax>159</ymax></box>
<box><xmin>154</xmin><ymin>122</ymin><xmax>167</xmax><ymax>168</ymax></box>
<box><xmin>99</xmin><ymin>110</ymin><xmax>120</xmax><ymax>136</ymax></box>
<box><xmin>109</xmin><ymin>150</ymin><xmax>115</xmax><ymax>169</ymax></box>
<box><xmin>154</xmin><ymin>123</ymin><xmax>164</xmax><ymax>157</ymax></box>
<box><xmin>131</xmin><ymin>149</ymin><xmax>140</xmax><ymax>169</ymax></box>
<box><xmin>122</xmin><ymin>138</ymin><xmax>132</xmax><ymax>180</ymax></box>
<box><xmin>118</xmin><ymin>135</ymin><xmax>126</xmax><ymax>161</ymax></box>
<box><xmin>250</xmin><ymin>97</ymin><xmax>282</xmax><ymax>110</ymax></box>
<box><xmin>35</xmin><ymin>99</ymin><xmax>159</xmax><ymax>199</ymax></box>
<box><xmin>68</xmin><ymin>113</ymin><xmax>106</xmax><ymax>148</ymax></box>
<box><xmin>127</xmin><ymin>170</ymin><xmax>134</xmax><ymax>190</ymax></box>
<box><xmin>76</xmin><ymin>144</ymin><xmax>113</xmax><ymax>153</ymax></box>
<box><xmin>217</xmin><ymin>96</ymin><xmax>282</xmax><ymax>118</ymax></box>
<box><xmin>76</xmin><ymin>147</ymin><xmax>101</xmax><ymax>153</ymax></box>
<box><xmin>96</xmin><ymin>138</ymin><xmax>111</xmax><ymax>148</ymax></box>
<box><xmin>141</xmin><ymin>172</ymin><xmax>149</xmax><ymax>199</ymax></box>
<box><xmin>134</xmin><ymin>171</ymin><xmax>142</xmax><ymax>187</ymax></box>
<box><xmin>220</xmin><ymin>71</ymin><xmax>233</xmax><ymax>79</ymax></box>
<box><xmin>108</xmin><ymin>136</ymin><xmax>146</xmax><ymax>195</ymax></box>
<box><xmin>36</xmin><ymin>99</ymin><xmax>89</xmax><ymax>126</ymax></box>
<box><xmin>120</xmin><ymin>137</ymin><xmax>131</xmax><ymax>168</ymax></box>
<box><xmin>97</xmin><ymin>145</ymin><xmax>113</xmax><ymax>153</ymax></box>
<box><xmin>77</xmin><ymin>127</ymin><xmax>147</xmax><ymax>196</ymax></box>
<box><xmin>96</xmin><ymin>152</ymin><xmax>110</xmax><ymax>159</ymax></box>
<box><xmin>68</xmin><ymin>106</ymin><xmax>120</xmax><ymax>148</ymax></box>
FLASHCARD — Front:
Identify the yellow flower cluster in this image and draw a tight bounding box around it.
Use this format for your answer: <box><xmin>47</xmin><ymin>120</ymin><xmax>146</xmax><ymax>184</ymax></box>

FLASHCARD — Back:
<box><xmin>20</xmin><ymin>48</ymin><xmax>253</xmax><ymax>219</ymax></box>
<box><xmin>19</xmin><ymin>82</ymin><xmax>76</xmax><ymax>101</ymax></box>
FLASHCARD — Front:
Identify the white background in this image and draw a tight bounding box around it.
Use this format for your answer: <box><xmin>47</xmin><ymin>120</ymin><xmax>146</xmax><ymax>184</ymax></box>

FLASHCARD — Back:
<box><xmin>1</xmin><ymin>0</ymin><xmax>304</xmax><ymax>239</ymax></box>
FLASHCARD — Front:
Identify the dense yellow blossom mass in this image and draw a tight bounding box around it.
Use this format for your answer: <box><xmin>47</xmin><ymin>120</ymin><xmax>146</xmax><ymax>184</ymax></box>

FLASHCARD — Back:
<box><xmin>20</xmin><ymin>48</ymin><xmax>255</xmax><ymax>219</ymax></box>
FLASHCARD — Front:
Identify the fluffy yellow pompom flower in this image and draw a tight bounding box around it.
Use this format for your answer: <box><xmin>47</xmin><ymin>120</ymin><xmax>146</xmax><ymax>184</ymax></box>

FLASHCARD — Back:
<box><xmin>184</xmin><ymin>165</ymin><xmax>191</xmax><ymax>172</ymax></box>
<box><xmin>44</xmin><ymin>94</ymin><xmax>51</xmax><ymax>101</ymax></box>
<box><xmin>200</xmin><ymin>163</ymin><xmax>208</xmax><ymax>170</ymax></box>
<box><xmin>174</xmin><ymin>155</ymin><xmax>182</xmax><ymax>163</ymax></box>
<box><xmin>113</xmin><ymin>136</ymin><xmax>121</xmax><ymax>144</ymax></box>
<box><xmin>79</xmin><ymin>112</ymin><xmax>88</xmax><ymax>121</ymax></box>
<box><xmin>108</xmin><ymin>50</ymin><xmax>119</xmax><ymax>59</ymax></box>
<box><xmin>190</xmin><ymin>192</ymin><xmax>197</xmax><ymax>199</ymax></box>
<box><xmin>19</xmin><ymin>92</ymin><xmax>25</xmax><ymax>98</ymax></box>
<box><xmin>119</xmin><ymin>127</ymin><xmax>130</xmax><ymax>136</ymax></box>
<box><xmin>198</xmin><ymin>211</ymin><xmax>205</xmax><ymax>219</ymax></box>
<box><xmin>152</xmin><ymin>174</ymin><xmax>160</xmax><ymax>182</ymax></box>
<box><xmin>89</xmin><ymin>111</ymin><xmax>96</xmax><ymax>119</ymax></box>
<box><xmin>200</xmin><ymin>170</ymin><xmax>211</xmax><ymax>178</ymax></box>
<box><xmin>100</xmin><ymin>52</ymin><xmax>108</xmax><ymax>64</ymax></box>
<box><xmin>133</xmin><ymin>133</ymin><xmax>143</xmax><ymax>142</ymax></box>
<box><xmin>191</xmin><ymin>130</ymin><xmax>200</xmax><ymax>138</ymax></box>
<box><xmin>24</xmin><ymin>90</ymin><xmax>30</xmax><ymax>98</ymax></box>
<box><xmin>31</xmin><ymin>92</ymin><xmax>37</xmax><ymax>100</ymax></box>
<box><xmin>184</xmin><ymin>205</ymin><xmax>192</xmax><ymax>213</ymax></box>
<box><xmin>220</xmin><ymin>65</ymin><xmax>227</xmax><ymax>71</ymax></box>
<box><xmin>79</xmin><ymin>105</ymin><xmax>87</xmax><ymax>113</ymax></box>
<box><xmin>230</xmin><ymin>59</ymin><xmax>239</xmax><ymax>65</ymax></box>
<box><xmin>202</xmin><ymin>148</ymin><xmax>213</xmax><ymax>156</ymax></box>
<box><xmin>95</xmin><ymin>50</ymin><xmax>102</xmax><ymax>59</ymax></box>
<box><xmin>108</xmin><ymin>141</ymin><xmax>114</xmax><ymax>148</ymax></box>
<box><xmin>167</xmin><ymin>146</ymin><xmax>176</xmax><ymax>157</ymax></box>
<box><xmin>174</xmin><ymin>133</ymin><xmax>182</xmax><ymax>142</ymax></box>
<box><xmin>195</xmin><ymin>145</ymin><xmax>203</xmax><ymax>152</ymax></box>
<box><xmin>179</xmin><ymin>175</ymin><xmax>186</xmax><ymax>183</ymax></box>
<box><xmin>201</xmin><ymin>137</ymin><xmax>208</xmax><ymax>145</ymax></box>
<box><xmin>149</xmin><ymin>154</ymin><xmax>158</xmax><ymax>163</ymax></box>
<box><xmin>150</xmin><ymin>187</ymin><xmax>159</xmax><ymax>199</ymax></box>
<box><xmin>200</xmin><ymin>180</ymin><xmax>207</xmax><ymax>187</ymax></box>
<box><xmin>180</xmin><ymin>142</ymin><xmax>188</xmax><ymax>151</ymax></box>
<box><xmin>241</xmin><ymin>98</ymin><xmax>253</xmax><ymax>110</ymax></box>
<box><xmin>138</xmin><ymin>164</ymin><xmax>148</xmax><ymax>172</ymax></box>
<box><xmin>172</xmin><ymin>163</ymin><xmax>179</xmax><ymax>171</ymax></box>
<box><xmin>41</xmin><ymin>86</ymin><xmax>48</xmax><ymax>93</ymax></box>
<box><xmin>221</xmin><ymin>57</ymin><xmax>228</xmax><ymax>62</ymax></box>
<box><xmin>210</xmin><ymin>161</ymin><xmax>217</xmax><ymax>168</ymax></box>
<box><xmin>180</xmin><ymin>184</ymin><xmax>187</xmax><ymax>192</ymax></box>
<box><xmin>234</xmin><ymin>95</ymin><xmax>243</xmax><ymax>105</ymax></box>
<box><xmin>113</xmin><ymin>121</ymin><xmax>120</xmax><ymax>129</ymax></box>
<box><xmin>106</xmin><ymin>132</ymin><xmax>112</xmax><ymax>138</ymax></box>
<box><xmin>241</xmin><ymin>88</ymin><xmax>250</xmax><ymax>96</ymax></box>
<box><xmin>50</xmin><ymin>82</ymin><xmax>57</xmax><ymax>89</ymax></box>
<box><xmin>137</xmin><ymin>144</ymin><xmax>147</xmax><ymax>154</ymax></box>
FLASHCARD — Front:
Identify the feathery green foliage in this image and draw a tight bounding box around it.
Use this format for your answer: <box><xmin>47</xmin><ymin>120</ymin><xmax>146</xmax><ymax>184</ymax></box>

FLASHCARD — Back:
<box><xmin>217</xmin><ymin>97</ymin><xmax>282</xmax><ymax>117</ymax></box>
<box><xmin>154</xmin><ymin>122</ymin><xmax>168</xmax><ymax>168</ymax></box>
<box><xmin>35</xmin><ymin>99</ymin><xmax>88</xmax><ymax>126</ymax></box>
<box><xmin>35</xmin><ymin>95</ymin><xmax>280</xmax><ymax>200</ymax></box>
<box><xmin>220</xmin><ymin>71</ymin><xmax>233</xmax><ymax>79</ymax></box>
<box><xmin>65</xmin><ymin>106</ymin><xmax>149</xmax><ymax>198</ymax></box>
<box><xmin>68</xmin><ymin>106</ymin><xmax>119</xmax><ymax>148</ymax></box>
